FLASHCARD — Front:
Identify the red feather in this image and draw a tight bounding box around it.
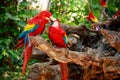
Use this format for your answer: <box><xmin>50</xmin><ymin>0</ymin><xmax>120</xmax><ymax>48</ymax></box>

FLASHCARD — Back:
<box><xmin>113</xmin><ymin>10</ymin><xmax>120</xmax><ymax>19</ymax></box>
<box><xmin>86</xmin><ymin>12</ymin><xmax>97</xmax><ymax>23</ymax></box>
<box><xmin>28</xmin><ymin>15</ymin><xmax>42</xmax><ymax>24</ymax></box>
<box><xmin>89</xmin><ymin>12</ymin><xmax>95</xmax><ymax>19</ymax></box>
<box><xmin>29</xmin><ymin>20</ymin><xmax>46</xmax><ymax>36</ymax></box>
<box><xmin>48</xmin><ymin>26</ymin><xmax>67</xmax><ymax>47</ymax></box>
<box><xmin>14</xmin><ymin>38</ymin><xmax>24</xmax><ymax>50</ymax></box>
<box><xmin>100</xmin><ymin>0</ymin><xmax>107</xmax><ymax>7</ymax></box>
<box><xmin>60</xmin><ymin>63</ymin><xmax>68</xmax><ymax>80</ymax></box>
<box><xmin>22</xmin><ymin>44</ymin><xmax>32</xmax><ymax>75</ymax></box>
<box><xmin>48</xmin><ymin>19</ymin><xmax>68</xmax><ymax>80</ymax></box>
<box><xmin>28</xmin><ymin>11</ymin><xmax>52</xmax><ymax>24</ymax></box>
<box><xmin>86</xmin><ymin>12</ymin><xmax>95</xmax><ymax>21</ymax></box>
<box><xmin>29</xmin><ymin>11</ymin><xmax>52</xmax><ymax>36</ymax></box>
<box><xmin>14</xmin><ymin>11</ymin><xmax>52</xmax><ymax>75</ymax></box>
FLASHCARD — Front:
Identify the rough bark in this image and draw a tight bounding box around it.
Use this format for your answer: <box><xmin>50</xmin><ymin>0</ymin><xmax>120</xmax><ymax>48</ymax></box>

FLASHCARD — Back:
<box><xmin>101</xmin><ymin>28</ymin><xmax>120</xmax><ymax>52</ymax></box>
<box><xmin>28</xmin><ymin>63</ymin><xmax>61</xmax><ymax>80</ymax></box>
<box><xmin>29</xmin><ymin>36</ymin><xmax>120</xmax><ymax>80</ymax></box>
<box><xmin>28</xmin><ymin>17</ymin><xmax>120</xmax><ymax>80</ymax></box>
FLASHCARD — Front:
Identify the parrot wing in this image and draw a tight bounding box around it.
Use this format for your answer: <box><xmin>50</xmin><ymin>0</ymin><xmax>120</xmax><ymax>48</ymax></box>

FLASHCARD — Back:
<box><xmin>60</xmin><ymin>28</ymin><xmax>68</xmax><ymax>45</ymax></box>
<box><xmin>15</xmin><ymin>24</ymin><xmax>39</xmax><ymax>49</ymax></box>
<box><xmin>18</xmin><ymin>24</ymin><xmax>39</xmax><ymax>39</ymax></box>
<box><xmin>28</xmin><ymin>14</ymin><xmax>43</xmax><ymax>24</ymax></box>
<box><xmin>63</xmin><ymin>34</ymin><xmax>68</xmax><ymax>45</ymax></box>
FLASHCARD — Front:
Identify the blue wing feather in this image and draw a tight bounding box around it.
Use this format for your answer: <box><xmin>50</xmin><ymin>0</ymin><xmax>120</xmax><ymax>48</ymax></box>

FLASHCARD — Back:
<box><xmin>63</xmin><ymin>35</ymin><xmax>68</xmax><ymax>45</ymax></box>
<box><xmin>24</xmin><ymin>34</ymin><xmax>28</xmax><ymax>47</ymax></box>
<box><xmin>18</xmin><ymin>24</ymin><xmax>39</xmax><ymax>47</ymax></box>
<box><xmin>29</xmin><ymin>24</ymin><xmax>39</xmax><ymax>32</ymax></box>
<box><xmin>18</xmin><ymin>31</ymin><xmax>29</xmax><ymax>39</ymax></box>
<box><xmin>18</xmin><ymin>24</ymin><xmax>39</xmax><ymax>39</ymax></box>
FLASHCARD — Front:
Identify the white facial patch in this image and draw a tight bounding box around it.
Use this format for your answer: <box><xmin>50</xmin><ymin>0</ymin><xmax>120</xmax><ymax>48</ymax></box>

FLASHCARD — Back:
<box><xmin>52</xmin><ymin>21</ymin><xmax>58</xmax><ymax>27</ymax></box>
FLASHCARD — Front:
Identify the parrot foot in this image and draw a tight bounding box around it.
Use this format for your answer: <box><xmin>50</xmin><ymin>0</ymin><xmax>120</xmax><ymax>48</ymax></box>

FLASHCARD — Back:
<box><xmin>65</xmin><ymin>48</ymin><xmax>70</xmax><ymax>58</ymax></box>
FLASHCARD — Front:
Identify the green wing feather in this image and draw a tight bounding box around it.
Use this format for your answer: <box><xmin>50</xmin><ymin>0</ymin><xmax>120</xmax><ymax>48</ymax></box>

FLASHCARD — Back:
<box><xmin>63</xmin><ymin>34</ymin><xmax>68</xmax><ymax>45</ymax></box>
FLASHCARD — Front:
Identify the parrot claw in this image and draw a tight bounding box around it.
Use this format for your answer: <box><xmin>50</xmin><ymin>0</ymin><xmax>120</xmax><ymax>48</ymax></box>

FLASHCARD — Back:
<box><xmin>65</xmin><ymin>48</ymin><xmax>70</xmax><ymax>58</ymax></box>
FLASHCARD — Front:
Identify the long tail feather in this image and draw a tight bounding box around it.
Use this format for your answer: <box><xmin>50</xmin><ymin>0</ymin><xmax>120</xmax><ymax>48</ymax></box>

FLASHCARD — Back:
<box><xmin>22</xmin><ymin>44</ymin><xmax>32</xmax><ymax>75</ymax></box>
<box><xmin>14</xmin><ymin>38</ymin><xmax>24</xmax><ymax>50</ymax></box>
<box><xmin>24</xmin><ymin>35</ymin><xmax>28</xmax><ymax>47</ymax></box>
<box><xmin>60</xmin><ymin>63</ymin><xmax>68</xmax><ymax>80</ymax></box>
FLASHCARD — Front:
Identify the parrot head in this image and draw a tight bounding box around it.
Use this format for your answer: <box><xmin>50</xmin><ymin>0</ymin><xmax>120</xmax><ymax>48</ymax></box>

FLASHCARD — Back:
<box><xmin>86</xmin><ymin>12</ymin><xmax>98</xmax><ymax>23</ymax></box>
<box><xmin>38</xmin><ymin>10</ymin><xmax>52</xmax><ymax>22</ymax></box>
<box><xmin>86</xmin><ymin>12</ymin><xmax>100</xmax><ymax>31</ymax></box>
<box><xmin>50</xmin><ymin>18</ymin><xmax>61</xmax><ymax>28</ymax></box>
<box><xmin>100</xmin><ymin>0</ymin><xmax>107</xmax><ymax>7</ymax></box>
<box><xmin>28</xmin><ymin>10</ymin><xmax>53</xmax><ymax>24</ymax></box>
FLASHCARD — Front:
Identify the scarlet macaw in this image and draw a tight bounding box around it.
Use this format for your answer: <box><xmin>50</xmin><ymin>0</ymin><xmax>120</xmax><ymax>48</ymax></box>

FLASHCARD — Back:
<box><xmin>14</xmin><ymin>11</ymin><xmax>52</xmax><ymax>75</ymax></box>
<box><xmin>48</xmin><ymin>19</ymin><xmax>68</xmax><ymax>80</ymax></box>
<box><xmin>100</xmin><ymin>0</ymin><xmax>109</xmax><ymax>15</ymax></box>
<box><xmin>100</xmin><ymin>0</ymin><xmax>108</xmax><ymax>7</ymax></box>
<box><xmin>113</xmin><ymin>10</ymin><xmax>120</xmax><ymax>19</ymax></box>
<box><xmin>86</xmin><ymin>12</ymin><xmax>100</xmax><ymax>31</ymax></box>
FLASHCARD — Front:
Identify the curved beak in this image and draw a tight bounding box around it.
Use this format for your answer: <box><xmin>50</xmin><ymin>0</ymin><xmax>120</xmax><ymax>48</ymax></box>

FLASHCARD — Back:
<box><xmin>45</xmin><ymin>16</ymin><xmax>56</xmax><ymax>22</ymax></box>
<box><xmin>50</xmin><ymin>16</ymin><xmax>56</xmax><ymax>21</ymax></box>
<box><xmin>45</xmin><ymin>17</ymin><xmax>50</xmax><ymax>21</ymax></box>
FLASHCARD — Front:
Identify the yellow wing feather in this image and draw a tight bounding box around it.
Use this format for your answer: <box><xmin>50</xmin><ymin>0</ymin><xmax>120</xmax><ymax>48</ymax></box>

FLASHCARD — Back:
<box><xmin>24</xmin><ymin>24</ymin><xmax>36</xmax><ymax>31</ymax></box>
<box><xmin>91</xmin><ymin>17</ymin><xmax>98</xmax><ymax>23</ymax></box>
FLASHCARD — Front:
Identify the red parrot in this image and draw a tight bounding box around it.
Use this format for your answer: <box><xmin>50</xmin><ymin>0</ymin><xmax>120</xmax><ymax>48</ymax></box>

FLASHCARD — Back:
<box><xmin>100</xmin><ymin>0</ymin><xmax>108</xmax><ymax>7</ymax></box>
<box><xmin>48</xmin><ymin>19</ymin><xmax>68</xmax><ymax>80</ymax></box>
<box><xmin>14</xmin><ymin>11</ymin><xmax>52</xmax><ymax>75</ymax></box>
<box><xmin>86</xmin><ymin>12</ymin><xmax>98</xmax><ymax>23</ymax></box>
<box><xmin>113</xmin><ymin>10</ymin><xmax>120</xmax><ymax>19</ymax></box>
<box><xmin>86</xmin><ymin>12</ymin><xmax>100</xmax><ymax>31</ymax></box>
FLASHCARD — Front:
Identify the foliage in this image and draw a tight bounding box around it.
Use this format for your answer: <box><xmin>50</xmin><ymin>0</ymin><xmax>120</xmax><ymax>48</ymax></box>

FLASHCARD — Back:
<box><xmin>50</xmin><ymin>0</ymin><xmax>87</xmax><ymax>26</ymax></box>
<box><xmin>0</xmin><ymin>0</ymin><xmax>38</xmax><ymax>79</ymax></box>
<box><xmin>0</xmin><ymin>0</ymin><xmax>119</xmax><ymax>79</ymax></box>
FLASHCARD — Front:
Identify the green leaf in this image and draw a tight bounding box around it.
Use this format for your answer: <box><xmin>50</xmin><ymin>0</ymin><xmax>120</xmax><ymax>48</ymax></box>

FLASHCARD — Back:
<box><xmin>0</xmin><ymin>54</ymin><xmax>3</xmax><ymax>59</ymax></box>
<box><xmin>9</xmin><ymin>50</ymin><xmax>20</xmax><ymax>60</ymax></box>
<box><xmin>6</xmin><ymin>13</ymin><xmax>20</xmax><ymax>21</ymax></box>
<box><xmin>2</xmin><ymin>50</ymin><xmax>9</xmax><ymax>57</ymax></box>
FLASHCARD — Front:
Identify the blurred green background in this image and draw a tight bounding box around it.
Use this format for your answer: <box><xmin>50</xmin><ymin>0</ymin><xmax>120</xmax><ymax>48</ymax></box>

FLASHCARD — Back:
<box><xmin>0</xmin><ymin>0</ymin><xmax>119</xmax><ymax>79</ymax></box>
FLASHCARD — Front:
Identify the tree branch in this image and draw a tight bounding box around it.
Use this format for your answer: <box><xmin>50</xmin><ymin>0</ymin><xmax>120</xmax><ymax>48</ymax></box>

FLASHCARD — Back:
<box><xmin>100</xmin><ymin>28</ymin><xmax>120</xmax><ymax>52</ymax></box>
<box><xmin>30</xmin><ymin>36</ymin><xmax>120</xmax><ymax>68</ymax></box>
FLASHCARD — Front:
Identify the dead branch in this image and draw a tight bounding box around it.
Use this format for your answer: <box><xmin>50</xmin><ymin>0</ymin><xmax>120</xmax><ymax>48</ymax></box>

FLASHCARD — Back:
<box><xmin>91</xmin><ymin>20</ymin><xmax>112</xmax><ymax>27</ymax></box>
<box><xmin>30</xmin><ymin>36</ymin><xmax>119</xmax><ymax>67</ymax></box>
<box><xmin>100</xmin><ymin>28</ymin><xmax>120</xmax><ymax>52</ymax></box>
<box><xmin>102</xmin><ymin>8</ymin><xmax>110</xmax><ymax>19</ymax></box>
<box><xmin>32</xmin><ymin>48</ymin><xmax>49</xmax><ymax>62</ymax></box>
<box><xmin>28</xmin><ymin>63</ymin><xmax>61</xmax><ymax>80</ymax></box>
<box><xmin>29</xmin><ymin>17</ymin><xmax>120</xmax><ymax>79</ymax></box>
<box><xmin>30</xmin><ymin>36</ymin><xmax>94</xmax><ymax>68</ymax></box>
<box><xmin>29</xmin><ymin>35</ymin><xmax>120</xmax><ymax>80</ymax></box>
<box><xmin>61</xmin><ymin>24</ymin><xmax>98</xmax><ymax>36</ymax></box>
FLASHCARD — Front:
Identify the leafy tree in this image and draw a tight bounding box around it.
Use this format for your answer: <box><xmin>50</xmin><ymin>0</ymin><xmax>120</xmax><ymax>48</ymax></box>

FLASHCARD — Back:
<box><xmin>0</xmin><ymin>0</ymin><xmax>38</xmax><ymax>79</ymax></box>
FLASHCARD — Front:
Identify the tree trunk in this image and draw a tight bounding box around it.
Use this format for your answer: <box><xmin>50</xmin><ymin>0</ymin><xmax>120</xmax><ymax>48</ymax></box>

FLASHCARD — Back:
<box><xmin>39</xmin><ymin>0</ymin><xmax>51</xmax><ymax>11</ymax></box>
